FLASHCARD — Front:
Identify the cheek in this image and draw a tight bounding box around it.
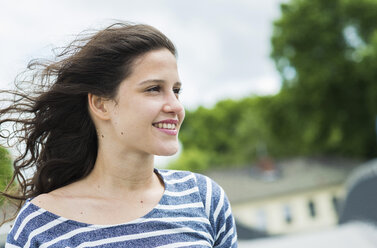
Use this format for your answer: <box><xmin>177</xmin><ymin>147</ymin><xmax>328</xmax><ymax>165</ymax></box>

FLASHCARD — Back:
<box><xmin>180</xmin><ymin>109</ymin><xmax>186</xmax><ymax>122</ymax></box>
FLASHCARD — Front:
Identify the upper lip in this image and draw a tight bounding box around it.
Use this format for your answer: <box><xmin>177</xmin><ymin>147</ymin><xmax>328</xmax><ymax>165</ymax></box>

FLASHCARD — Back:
<box><xmin>153</xmin><ymin>119</ymin><xmax>179</xmax><ymax>125</ymax></box>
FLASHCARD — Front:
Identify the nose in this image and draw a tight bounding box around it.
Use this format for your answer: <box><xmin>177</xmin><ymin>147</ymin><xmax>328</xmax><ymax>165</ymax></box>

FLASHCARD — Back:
<box><xmin>163</xmin><ymin>92</ymin><xmax>184</xmax><ymax>114</ymax></box>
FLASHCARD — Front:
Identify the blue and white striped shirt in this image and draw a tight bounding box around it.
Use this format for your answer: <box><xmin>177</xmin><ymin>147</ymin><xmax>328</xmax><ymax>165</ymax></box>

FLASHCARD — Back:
<box><xmin>6</xmin><ymin>169</ymin><xmax>237</xmax><ymax>247</ymax></box>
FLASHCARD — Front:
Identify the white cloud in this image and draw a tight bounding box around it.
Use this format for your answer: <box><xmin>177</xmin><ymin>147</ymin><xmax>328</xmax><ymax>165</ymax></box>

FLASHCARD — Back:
<box><xmin>0</xmin><ymin>0</ymin><xmax>286</xmax><ymax>167</ymax></box>
<box><xmin>188</xmin><ymin>74</ymin><xmax>281</xmax><ymax>109</ymax></box>
<box><xmin>1</xmin><ymin>0</ymin><xmax>284</xmax><ymax>103</ymax></box>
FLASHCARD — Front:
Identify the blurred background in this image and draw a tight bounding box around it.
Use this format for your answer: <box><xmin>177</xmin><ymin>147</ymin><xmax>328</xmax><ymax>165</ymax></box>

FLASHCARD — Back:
<box><xmin>2</xmin><ymin>0</ymin><xmax>377</xmax><ymax>247</ymax></box>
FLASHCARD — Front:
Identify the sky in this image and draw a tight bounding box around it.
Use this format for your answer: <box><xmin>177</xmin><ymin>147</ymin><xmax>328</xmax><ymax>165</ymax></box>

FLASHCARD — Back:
<box><xmin>0</xmin><ymin>0</ymin><xmax>284</xmax><ymax>110</ymax></box>
<box><xmin>0</xmin><ymin>0</ymin><xmax>285</xmax><ymax>166</ymax></box>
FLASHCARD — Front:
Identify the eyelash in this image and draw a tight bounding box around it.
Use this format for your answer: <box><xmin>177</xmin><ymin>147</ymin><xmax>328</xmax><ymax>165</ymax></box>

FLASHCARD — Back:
<box><xmin>146</xmin><ymin>86</ymin><xmax>182</xmax><ymax>95</ymax></box>
<box><xmin>146</xmin><ymin>86</ymin><xmax>161</xmax><ymax>92</ymax></box>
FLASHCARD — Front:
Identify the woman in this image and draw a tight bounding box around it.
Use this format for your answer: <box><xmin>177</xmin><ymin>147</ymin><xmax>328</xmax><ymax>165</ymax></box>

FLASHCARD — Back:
<box><xmin>1</xmin><ymin>22</ymin><xmax>237</xmax><ymax>247</ymax></box>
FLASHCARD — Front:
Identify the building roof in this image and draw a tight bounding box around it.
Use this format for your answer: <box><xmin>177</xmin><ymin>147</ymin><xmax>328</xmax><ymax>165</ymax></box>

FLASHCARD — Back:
<box><xmin>205</xmin><ymin>157</ymin><xmax>361</xmax><ymax>203</ymax></box>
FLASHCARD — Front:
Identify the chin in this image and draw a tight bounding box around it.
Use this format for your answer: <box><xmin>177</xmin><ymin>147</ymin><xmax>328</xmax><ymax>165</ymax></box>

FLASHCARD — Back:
<box><xmin>154</xmin><ymin>146</ymin><xmax>179</xmax><ymax>156</ymax></box>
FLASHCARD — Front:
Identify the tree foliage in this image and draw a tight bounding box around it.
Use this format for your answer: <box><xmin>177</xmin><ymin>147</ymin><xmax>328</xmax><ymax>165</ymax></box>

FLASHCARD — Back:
<box><xmin>169</xmin><ymin>0</ymin><xmax>377</xmax><ymax>171</ymax></box>
<box><xmin>271</xmin><ymin>0</ymin><xmax>377</xmax><ymax>157</ymax></box>
<box><xmin>0</xmin><ymin>146</ymin><xmax>13</xmax><ymax>203</ymax></box>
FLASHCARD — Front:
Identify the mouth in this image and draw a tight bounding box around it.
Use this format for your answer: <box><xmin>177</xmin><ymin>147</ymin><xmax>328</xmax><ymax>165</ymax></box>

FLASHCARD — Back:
<box><xmin>152</xmin><ymin>122</ymin><xmax>177</xmax><ymax>130</ymax></box>
<box><xmin>152</xmin><ymin>119</ymin><xmax>179</xmax><ymax>135</ymax></box>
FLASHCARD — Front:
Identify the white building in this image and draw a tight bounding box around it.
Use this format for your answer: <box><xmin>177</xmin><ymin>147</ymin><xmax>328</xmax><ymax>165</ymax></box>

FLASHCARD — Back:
<box><xmin>205</xmin><ymin>157</ymin><xmax>360</xmax><ymax>238</ymax></box>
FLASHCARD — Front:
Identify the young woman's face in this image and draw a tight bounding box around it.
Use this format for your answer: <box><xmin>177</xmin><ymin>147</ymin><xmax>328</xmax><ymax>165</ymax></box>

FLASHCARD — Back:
<box><xmin>106</xmin><ymin>48</ymin><xmax>185</xmax><ymax>156</ymax></box>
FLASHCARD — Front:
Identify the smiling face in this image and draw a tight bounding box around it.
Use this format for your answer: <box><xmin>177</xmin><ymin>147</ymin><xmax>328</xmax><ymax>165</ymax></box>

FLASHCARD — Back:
<box><xmin>104</xmin><ymin>49</ymin><xmax>185</xmax><ymax>156</ymax></box>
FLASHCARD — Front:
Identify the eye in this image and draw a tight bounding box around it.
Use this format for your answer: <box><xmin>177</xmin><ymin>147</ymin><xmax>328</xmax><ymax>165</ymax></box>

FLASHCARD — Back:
<box><xmin>146</xmin><ymin>86</ymin><xmax>161</xmax><ymax>92</ymax></box>
<box><xmin>173</xmin><ymin>87</ymin><xmax>182</xmax><ymax>95</ymax></box>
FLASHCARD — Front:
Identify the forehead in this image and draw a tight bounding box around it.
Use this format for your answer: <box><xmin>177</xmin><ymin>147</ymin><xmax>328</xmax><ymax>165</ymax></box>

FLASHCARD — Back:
<box><xmin>125</xmin><ymin>49</ymin><xmax>179</xmax><ymax>84</ymax></box>
<box><xmin>132</xmin><ymin>49</ymin><xmax>177</xmax><ymax>71</ymax></box>
<box><xmin>115</xmin><ymin>49</ymin><xmax>179</xmax><ymax>95</ymax></box>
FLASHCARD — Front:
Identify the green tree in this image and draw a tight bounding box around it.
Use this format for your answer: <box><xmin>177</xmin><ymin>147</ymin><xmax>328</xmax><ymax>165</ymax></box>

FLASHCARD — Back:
<box><xmin>171</xmin><ymin>0</ymin><xmax>377</xmax><ymax>172</ymax></box>
<box><xmin>178</xmin><ymin>99</ymin><xmax>248</xmax><ymax>166</ymax></box>
<box><xmin>167</xmin><ymin>148</ymin><xmax>211</xmax><ymax>172</ymax></box>
<box><xmin>0</xmin><ymin>146</ymin><xmax>13</xmax><ymax>203</ymax></box>
<box><xmin>271</xmin><ymin>0</ymin><xmax>377</xmax><ymax>158</ymax></box>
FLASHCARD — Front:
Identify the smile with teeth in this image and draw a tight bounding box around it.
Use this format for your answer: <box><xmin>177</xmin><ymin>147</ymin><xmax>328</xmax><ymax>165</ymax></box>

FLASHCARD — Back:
<box><xmin>153</xmin><ymin>123</ymin><xmax>177</xmax><ymax>130</ymax></box>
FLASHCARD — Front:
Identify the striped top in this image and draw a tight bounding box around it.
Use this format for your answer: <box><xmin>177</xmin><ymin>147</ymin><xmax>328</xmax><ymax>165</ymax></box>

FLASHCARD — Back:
<box><xmin>6</xmin><ymin>169</ymin><xmax>238</xmax><ymax>247</ymax></box>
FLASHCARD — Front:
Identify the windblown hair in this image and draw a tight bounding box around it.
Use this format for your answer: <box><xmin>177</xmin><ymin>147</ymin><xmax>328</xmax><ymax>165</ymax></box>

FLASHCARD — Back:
<box><xmin>0</xmin><ymin>22</ymin><xmax>176</xmax><ymax>222</ymax></box>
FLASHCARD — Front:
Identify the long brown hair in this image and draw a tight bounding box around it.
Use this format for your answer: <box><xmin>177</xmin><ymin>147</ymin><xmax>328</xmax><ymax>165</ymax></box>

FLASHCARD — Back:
<box><xmin>0</xmin><ymin>22</ymin><xmax>176</xmax><ymax>222</ymax></box>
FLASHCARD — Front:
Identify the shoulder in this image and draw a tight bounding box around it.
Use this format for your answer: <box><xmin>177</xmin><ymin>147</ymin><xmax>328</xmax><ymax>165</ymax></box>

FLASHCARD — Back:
<box><xmin>30</xmin><ymin>189</ymin><xmax>72</xmax><ymax>216</ymax></box>
<box><xmin>30</xmin><ymin>193</ymin><xmax>56</xmax><ymax>210</ymax></box>
<box><xmin>158</xmin><ymin>168</ymin><xmax>223</xmax><ymax>190</ymax></box>
<box><xmin>159</xmin><ymin>170</ymin><xmax>237</xmax><ymax>245</ymax></box>
<box><xmin>193</xmin><ymin>173</ymin><xmax>227</xmax><ymax>210</ymax></box>
<box><xmin>192</xmin><ymin>172</ymin><xmax>222</xmax><ymax>192</ymax></box>
<box><xmin>15</xmin><ymin>196</ymin><xmax>59</xmax><ymax>224</ymax></box>
<box><xmin>157</xmin><ymin>169</ymin><xmax>225</xmax><ymax>206</ymax></box>
<box><xmin>157</xmin><ymin>168</ymin><xmax>217</xmax><ymax>185</ymax></box>
<box><xmin>6</xmin><ymin>199</ymin><xmax>53</xmax><ymax>246</ymax></box>
<box><xmin>157</xmin><ymin>168</ymin><xmax>193</xmax><ymax>180</ymax></box>
<box><xmin>157</xmin><ymin>169</ymin><xmax>218</xmax><ymax>190</ymax></box>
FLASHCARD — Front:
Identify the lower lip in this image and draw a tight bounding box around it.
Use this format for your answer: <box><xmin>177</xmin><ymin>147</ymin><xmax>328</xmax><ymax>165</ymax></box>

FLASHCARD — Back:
<box><xmin>154</xmin><ymin>127</ymin><xmax>178</xmax><ymax>136</ymax></box>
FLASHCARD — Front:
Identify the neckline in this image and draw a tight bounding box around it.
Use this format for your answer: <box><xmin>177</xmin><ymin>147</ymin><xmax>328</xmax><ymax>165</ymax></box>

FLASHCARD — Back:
<box><xmin>27</xmin><ymin>168</ymin><xmax>168</xmax><ymax>229</ymax></box>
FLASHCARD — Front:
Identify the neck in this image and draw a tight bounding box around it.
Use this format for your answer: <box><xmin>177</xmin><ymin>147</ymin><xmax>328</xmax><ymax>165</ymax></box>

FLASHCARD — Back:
<box><xmin>83</xmin><ymin>147</ymin><xmax>160</xmax><ymax>198</ymax></box>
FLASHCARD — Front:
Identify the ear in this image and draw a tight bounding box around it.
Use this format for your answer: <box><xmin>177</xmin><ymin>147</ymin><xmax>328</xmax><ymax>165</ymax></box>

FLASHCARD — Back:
<box><xmin>88</xmin><ymin>93</ymin><xmax>112</xmax><ymax>121</ymax></box>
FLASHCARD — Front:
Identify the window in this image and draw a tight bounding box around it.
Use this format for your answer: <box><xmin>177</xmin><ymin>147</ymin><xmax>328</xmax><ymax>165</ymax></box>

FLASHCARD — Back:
<box><xmin>332</xmin><ymin>195</ymin><xmax>339</xmax><ymax>215</ymax></box>
<box><xmin>255</xmin><ymin>209</ymin><xmax>267</xmax><ymax>231</ymax></box>
<box><xmin>308</xmin><ymin>200</ymin><xmax>316</xmax><ymax>218</ymax></box>
<box><xmin>283</xmin><ymin>204</ymin><xmax>293</xmax><ymax>224</ymax></box>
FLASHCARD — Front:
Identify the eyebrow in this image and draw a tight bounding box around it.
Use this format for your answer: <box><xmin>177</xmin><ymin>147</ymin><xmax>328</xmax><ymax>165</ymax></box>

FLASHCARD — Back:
<box><xmin>138</xmin><ymin>79</ymin><xmax>182</xmax><ymax>87</ymax></box>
